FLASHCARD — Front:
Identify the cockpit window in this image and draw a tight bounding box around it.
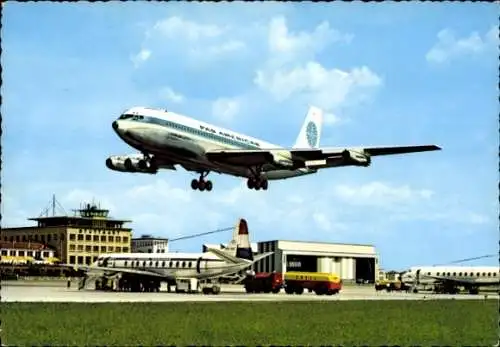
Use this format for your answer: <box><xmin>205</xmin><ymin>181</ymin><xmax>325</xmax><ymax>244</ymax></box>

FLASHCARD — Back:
<box><xmin>118</xmin><ymin>114</ymin><xmax>145</xmax><ymax>121</ymax></box>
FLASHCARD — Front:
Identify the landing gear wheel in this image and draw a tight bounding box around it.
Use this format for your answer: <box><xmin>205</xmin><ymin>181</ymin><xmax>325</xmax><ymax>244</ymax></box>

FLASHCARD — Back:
<box><xmin>198</xmin><ymin>180</ymin><xmax>206</xmax><ymax>191</ymax></box>
<box><xmin>247</xmin><ymin>177</ymin><xmax>268</xmax><ymax>190</ymax></box>
<box><xmin>191</xmin><ymin>179</ymin><xmax>199</xmax><ymax>190</ymax></box>
<box><xmin>261</xmin><ymin>179</ymin><xmax>268</xmax><ymax>190</ymax></box>
<box><xmin>247</xmin><ymin>178</ymin><xmax>254</xmax><ymax>189</ymax></box>
<box><xmin>205</xmin><ymin>180</ymin><xmax>213</xmax><ymax>191</ymax></box>
<box><xmin>191</xmin><ymin>171</ymin><xmax>212</xmax><ymax>192</ymax></box>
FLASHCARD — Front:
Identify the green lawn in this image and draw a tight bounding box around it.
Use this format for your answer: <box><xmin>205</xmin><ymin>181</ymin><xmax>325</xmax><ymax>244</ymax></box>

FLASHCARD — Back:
<box><xmin>3</xmin><ymin>301</ymin><xmax>497</xmax><ymax>345</ymax></box>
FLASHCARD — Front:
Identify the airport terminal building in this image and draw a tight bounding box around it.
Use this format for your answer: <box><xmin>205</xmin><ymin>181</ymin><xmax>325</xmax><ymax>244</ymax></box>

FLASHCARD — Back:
<box><xmin>255</xmin><ymin>240</ymin><xmax>378</xmax><ymax>283</ymax></box>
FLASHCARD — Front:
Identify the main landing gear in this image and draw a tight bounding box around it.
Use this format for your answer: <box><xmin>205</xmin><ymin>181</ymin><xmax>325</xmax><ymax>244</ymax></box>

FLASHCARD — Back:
<box><xmin>191</xmin><ymin>171</ymin><xmax>213</xmax><ymax>192</ymax></box>
<box><xmin>247</xmin><ymin>166</ymin><xmax>268</xmax><ymax>190</ymax></box>
<box><xmin>247</xmin><ymin>177</ymin><xmax>268</xmax><ymax>190</ymax></box>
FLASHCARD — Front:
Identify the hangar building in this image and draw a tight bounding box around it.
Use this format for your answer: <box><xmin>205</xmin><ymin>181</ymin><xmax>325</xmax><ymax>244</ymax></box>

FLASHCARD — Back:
<box><xmin>255</xmin><ymin>240</ymin><xmax>378</xmax><ymax>283</ymax></box>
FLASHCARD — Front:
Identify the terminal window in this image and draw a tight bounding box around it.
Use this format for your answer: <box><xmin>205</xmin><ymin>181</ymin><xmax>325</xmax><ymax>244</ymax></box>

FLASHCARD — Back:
<box><xmin>70</xmin><ymin>234</ymin><xmax>76</xmax><ymax>241</ymax></box>
<box><xmin>100</xmin><ymin>236</ymin><xmax>106</xmax><ymax>242</ymax></box>
<box><xmin>78</xmin><ymin>235</ymin><xmax>84</xmax><ymax>241</ymax></box>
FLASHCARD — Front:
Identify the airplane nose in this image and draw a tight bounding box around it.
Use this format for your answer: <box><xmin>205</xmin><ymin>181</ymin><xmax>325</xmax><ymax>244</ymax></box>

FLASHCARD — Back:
<box><xmin>112</xmin><ymin>121</ymin><xmax>118</xmax><ymax>131</ymax></box>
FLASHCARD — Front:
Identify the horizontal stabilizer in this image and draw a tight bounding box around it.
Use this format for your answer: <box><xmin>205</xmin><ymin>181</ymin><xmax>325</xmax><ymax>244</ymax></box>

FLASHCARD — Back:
<box><xmin>207</xmin><ymin>248</ymin><xmax>250</xmax><ymax>264</ymax></box>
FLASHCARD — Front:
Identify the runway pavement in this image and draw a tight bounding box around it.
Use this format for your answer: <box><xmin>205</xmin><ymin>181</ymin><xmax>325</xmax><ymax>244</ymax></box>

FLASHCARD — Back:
<box><xmin>2</xmin><ymin>280</ymin><xmax>497</xmax><ymax>302</ymax></box>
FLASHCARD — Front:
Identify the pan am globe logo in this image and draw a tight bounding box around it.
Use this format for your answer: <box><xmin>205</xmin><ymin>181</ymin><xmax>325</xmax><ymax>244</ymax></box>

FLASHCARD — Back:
<box><xmin>306</xmin><ymin>121</ymin><xmax>318</xmax><ymax>147</ymax></box>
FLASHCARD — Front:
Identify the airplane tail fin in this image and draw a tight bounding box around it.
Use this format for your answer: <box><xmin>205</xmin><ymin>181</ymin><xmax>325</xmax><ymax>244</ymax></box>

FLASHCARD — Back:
<box><xmin>234</xmin><ymin>218</ymin><xmax>253</xmax><ymax>261</ymax></box>
<box><xmin>293</xmin><ymin>106</ymin><xmax>323</xmax><ymax>149</ymax></box>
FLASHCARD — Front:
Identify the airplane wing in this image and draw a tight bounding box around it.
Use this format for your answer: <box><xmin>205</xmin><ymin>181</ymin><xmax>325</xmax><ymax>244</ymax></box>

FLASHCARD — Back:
<box><xmin>427</xmin><ymin>274</ymin><xmax>500</xmax><ymax>286</ymax></box>
<box><xmin>207</xmin><ymin>249</ymin><xmax>274</xmax><ymax>264</ymax></box>
<box><xmin>252</xmin><ymin>252</ymin><xmax>275</xmax><ymax>263</ymax></box>
<box><xmin>205</xmin><ymin>145</ymin><xmax>441</xmax><ymax>170</ymax></box>
<box><xmin>207</xmin><ymin>248</ymin><xmax>250</xmax><ymax>264</ymax></box>
<box><xmin>60</xmin><ymin>264</ymin><xmax>166</xmax><ymax>278</ymax></box>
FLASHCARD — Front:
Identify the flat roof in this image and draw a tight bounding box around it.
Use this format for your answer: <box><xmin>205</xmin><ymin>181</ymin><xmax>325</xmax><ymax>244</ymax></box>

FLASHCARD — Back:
<box><xmin>3</xmin><ymin>226</ymin><xmax>133</xmax><ymax>232</ymax></box>
<box><xmin>132</xmin><ymin>237</ymin><xmax>169</xmax><ymax>241</ymax></box>
<box><xmin>261</xmin><ymin>239</ymin><xmax>374</xmax><ymax>247</ymax></box>
<box><xmin>28</xmin><ymin>216</ymin><xmax>132</xmax><ymax>223</ymax></box>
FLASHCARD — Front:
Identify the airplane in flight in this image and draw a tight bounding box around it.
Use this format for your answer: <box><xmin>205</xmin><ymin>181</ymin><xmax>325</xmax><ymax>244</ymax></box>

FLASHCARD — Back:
<box><xmin>72</xmin><ymin>219</ymin><xmax>272</xmax><ymax>294</ymax></box>
<box><xmin>106</xmin><ymin>105</ymin><xmax>441</xmax><ymax>191</ymax></box>
<box><xmin>400</xmin><ymin>265</ymin><xmax>500</xmax><ymax>294</ymax></box>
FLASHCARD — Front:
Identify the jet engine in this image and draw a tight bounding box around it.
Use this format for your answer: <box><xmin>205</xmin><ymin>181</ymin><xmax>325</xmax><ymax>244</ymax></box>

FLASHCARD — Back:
<box><xmin>270</xmin><ymin>151</ymin><xmax>296</xmax><ymax>169</ymax></box>
<box><xmin>341</xmin><ymin>149</ymin><xmax>371</xmax><ymax>166</ymax></box>
<box><xmin>105</xmin><ymin>155</ymin><xmax>157</xmax><ymax>174</ymax></box>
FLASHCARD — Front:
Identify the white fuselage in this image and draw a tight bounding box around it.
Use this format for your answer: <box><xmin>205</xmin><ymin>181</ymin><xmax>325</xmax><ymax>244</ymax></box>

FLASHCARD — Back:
<box><xmin>91</xmin><ymin>251</ymin><xmax>252</xmax><ymax>280</ymax></box>
<box><xmin>401</xmin><ymin>266</ymin><xmax>500</xmax><ymax>286</ymax></box>
<box><xmin>113</xmin><ymin>107</ymin><xmax>315</xmax><ymax>180</ymax></box>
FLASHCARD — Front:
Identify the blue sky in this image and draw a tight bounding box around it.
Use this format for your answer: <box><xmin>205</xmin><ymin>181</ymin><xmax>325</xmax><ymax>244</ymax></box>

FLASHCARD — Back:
<box><xmin>2</xmin><ymin>2</ymin><xmax>498</xmax><ymax>270</ymax></box>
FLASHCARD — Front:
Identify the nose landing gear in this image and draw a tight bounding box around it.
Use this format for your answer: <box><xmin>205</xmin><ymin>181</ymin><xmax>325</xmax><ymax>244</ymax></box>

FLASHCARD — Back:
<box><xmin>191</xmin><ymin>171</ymin><xmax>213</xmax><ymax>192</ymax></box>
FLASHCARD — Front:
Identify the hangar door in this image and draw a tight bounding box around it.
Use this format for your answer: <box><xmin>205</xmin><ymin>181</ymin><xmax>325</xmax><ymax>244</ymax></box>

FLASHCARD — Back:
<box><xmin>355</xmin><ymin>257</ymin><xmax>375</xmax><ymax>283</ymax></box>
<box><xmin>285</xmin><ymin>255</ymin><xmax>317</xmax><ymax>272</ymax></box>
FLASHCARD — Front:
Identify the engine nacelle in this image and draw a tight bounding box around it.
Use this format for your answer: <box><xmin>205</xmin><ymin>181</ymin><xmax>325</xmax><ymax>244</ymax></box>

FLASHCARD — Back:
<box><xmin>271</xmin><ymin>151</ymin><xmax>295</xmax><ymax>169</ymax></box>
<box><xmin>342</xmin><ymin>149</ymin><xmax>371</xmax><ymax>166</ymax></box>
<box><xmin>105</xmin><ymin>155</ymin><xmax>157</xmax><ymax>174</ymax></box>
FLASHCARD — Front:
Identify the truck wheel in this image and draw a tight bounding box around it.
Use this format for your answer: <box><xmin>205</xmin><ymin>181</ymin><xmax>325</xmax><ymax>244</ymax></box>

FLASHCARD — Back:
<box><xmin>295</xmin><ymin>287</ymin><xmax>304</xmax><ymax>295</ymax></box>
<box><xmin>212</xmin><ymin>285</ymin><xmax>221</xmax><ymax>295</ymax></box>
<box><xmin>272</xmin><ymin>287</ymin><xmax>281</xmax><ymax>294</ymax></box>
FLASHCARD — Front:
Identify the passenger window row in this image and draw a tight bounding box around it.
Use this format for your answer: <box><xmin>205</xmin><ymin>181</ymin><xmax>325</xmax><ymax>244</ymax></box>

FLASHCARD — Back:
<box><xmin>136</xmin><ymin>116</ymin><xmax>260</xmax><ymax>150</ymax></box>
<box><xmin>122</xmin><ymin>260</ymin><xmax>193</xmax><ymax>269</ymax></box>
<box><xmin>428</xmin><ymin>271</ymin><xmax>497</xmax><ymax>277</ymax></box>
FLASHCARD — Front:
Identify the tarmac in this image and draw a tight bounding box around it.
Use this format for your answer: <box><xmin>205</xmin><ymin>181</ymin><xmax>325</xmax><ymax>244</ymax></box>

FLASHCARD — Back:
<box><xmin>2</xmin><ymin>280</ymin><xmax>497</xmax><ymax>302</ymax></box>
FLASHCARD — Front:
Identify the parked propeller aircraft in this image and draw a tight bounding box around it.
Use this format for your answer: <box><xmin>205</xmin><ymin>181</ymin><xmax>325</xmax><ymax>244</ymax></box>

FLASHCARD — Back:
<box><xmin>69</xmin><ymin>219</ymin><xmax>272</xmax><ymax>294</ymax></box>
<box><xmin>401</xmin><ymin>265</ymin><xmax>500</xmax><ymax>294</ymax></box>
<box><xmin>105</xmin><ymin>105</ymin><xmax>441</xmax><ymax>191</ymax></box>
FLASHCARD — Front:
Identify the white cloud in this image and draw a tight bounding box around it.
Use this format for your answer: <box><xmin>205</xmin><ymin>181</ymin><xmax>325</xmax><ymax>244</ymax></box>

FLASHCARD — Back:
<box><xmin>254</xmin><ymin>62</ymin><xmax>382</xmax><ymax>110</ymax></box>
<box><xmin>212</xmin><ymin>97</ymin><xmax>240</xmax><ymax>122</ymax></box>
<box><xmin>136</xmin><ymin>16</ymin><xmax>246</xmax><ymax>67</ymax></box>
<box><xmin>324</xmin><ymin>112</ymin><xmax>341</xmax><ymax>125</ymax></box>
<box><xmin>161</xmin><ymin>87</ymin><xmax>185</xmax><ymax>104</ymax></box>
<box><xmin>267</xmin><ymin>16</ymin><xmax>353</xmax><ymax>64</ymax></box>
<box><xmin>247</xmin><ymin>16</ymin><xmax>380</xmax><ymax>125</ymax></box>
<box><xmin>131</xmin><ymin>49</ymin><xmax>151</xmax><ymax>67</ymax></box>
<box><xmin>151</xmin><ymin>16</ymin><xmax>224</xmax><ymax>41</ymax></box>
<box><xmin>333</xmin><ymin>181</ymin><xmax>434</xmax><ymax>207</ymax></box>
<box><xmin>426</xmin><ymin>26</ymin><xmax>499</xmax><ymax>64</ymax></box>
